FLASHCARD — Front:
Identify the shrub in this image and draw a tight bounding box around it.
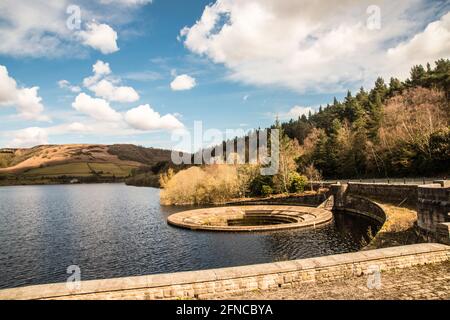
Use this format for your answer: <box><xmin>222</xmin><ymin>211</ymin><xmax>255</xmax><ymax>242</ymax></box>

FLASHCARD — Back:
<box><xmin>261</xmin><ymin>185</ymin><xmax>273</xmax><ymax>197</ymax></box>
<box><xmin>249</xmin><ymin>174</ymin><xmax>274</xmax><ymax>196</ymax></box>
<box><xmin>288</xmin><ymin>172</ymin><xmax>308</xmax><ymax>193</ymax></box>
<box><xmin>160</xmin><ymin>165</ymin><xmax>240</xmax><ymax>205</ymax></box>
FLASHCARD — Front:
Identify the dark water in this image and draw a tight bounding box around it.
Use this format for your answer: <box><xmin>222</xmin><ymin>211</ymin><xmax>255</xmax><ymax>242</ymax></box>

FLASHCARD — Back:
<box><xmin>0</xmin><ymin>184</ymin><xmax>381</xmax><ymax>289</ymax></box>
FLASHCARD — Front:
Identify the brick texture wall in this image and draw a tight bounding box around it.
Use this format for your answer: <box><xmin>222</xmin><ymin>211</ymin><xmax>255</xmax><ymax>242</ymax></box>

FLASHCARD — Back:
<box><xmin>0</xmin><ymin>243</ymin><xmax>447</xmax><ymax>300</ymax></box>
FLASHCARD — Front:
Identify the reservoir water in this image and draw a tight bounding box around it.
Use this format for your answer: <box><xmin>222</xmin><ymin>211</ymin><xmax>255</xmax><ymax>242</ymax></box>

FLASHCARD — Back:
<box><xmin>0</xmin><ymin>184</ymin><xmax>381</xmax><ymax>289</ymax></box>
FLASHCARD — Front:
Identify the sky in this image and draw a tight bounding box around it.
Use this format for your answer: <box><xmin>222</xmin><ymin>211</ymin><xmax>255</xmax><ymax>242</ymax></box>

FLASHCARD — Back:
<box><xmin>0</xmin><ymin>0</ymin><xmax>449</xmax><ymax>151</ymax></box>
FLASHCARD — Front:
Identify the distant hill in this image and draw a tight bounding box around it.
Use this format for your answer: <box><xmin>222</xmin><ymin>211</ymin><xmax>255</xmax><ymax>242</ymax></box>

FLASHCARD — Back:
<box><xmin>0</xmin><ymin>144</ymin><xmax>177</xmax><ymax>186</ymax></box>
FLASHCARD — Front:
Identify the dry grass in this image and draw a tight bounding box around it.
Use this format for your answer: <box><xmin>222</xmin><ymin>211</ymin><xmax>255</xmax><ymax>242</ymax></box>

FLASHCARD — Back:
<box><xmin>0</xmin><ymin>144</ymin><xmax>143</xmax><ymax>174</ymax></box>
<box><xmin>365</xmin><ymin>202</ymin><xmax>421</xmax><ymax>249</ymax></box>
<box><xmin>380</xmin><ymin>204</ymin><xmax>417</xmax><ymax>232</ymax></box>
<box><xmin>160</xmin><ymin>165</ymin><xmax>242</xmax><ymax>205</ymax></box>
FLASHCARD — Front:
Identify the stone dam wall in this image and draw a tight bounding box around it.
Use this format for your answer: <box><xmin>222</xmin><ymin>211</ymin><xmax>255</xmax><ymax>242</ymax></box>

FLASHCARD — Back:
<box><xmin>0</xmin><ymin>243</ymin><xmax>448</xmax><ymax>300</ymax></box>
<box><xmin>333</xmin><ymin>181</ymin><xmax>450</xmax><ymax>238</ymax></box>
<box><xmin>346</xmin><ymin>182</ymin><xmax>418</xmax><ymax>206</ymax></box>
<box><xmin>338</xmin><ymin>194</ymin><xmax>386</xmax><ymax>224</ymax></box>
<box><xmin>417</xmin><ymin>184</ymin><xmax>450</xmax><ymax>233</ymax></box>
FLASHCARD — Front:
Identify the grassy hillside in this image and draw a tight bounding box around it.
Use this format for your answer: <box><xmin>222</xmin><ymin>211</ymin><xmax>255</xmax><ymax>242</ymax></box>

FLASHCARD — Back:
<box><xmin>0</xmin><ymin>144</ymin><xmax>176</xmax><ymax>186</ymax></box>
<box><xmin>22</xmin><ymin>162</ymin><xmax>137</xmax><ymax>177</ymax></box>
<box><xmin>108</xmin><ymin>144</ymin><xmax>173</xmax><ymax>165</ymax></box>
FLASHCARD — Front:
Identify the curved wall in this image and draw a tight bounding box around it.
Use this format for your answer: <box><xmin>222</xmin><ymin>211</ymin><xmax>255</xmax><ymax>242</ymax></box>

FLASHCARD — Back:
<box><xmin>340</xmin><ymin>194</ymin><xmax>386</xmax><ymax>224</ymax></box>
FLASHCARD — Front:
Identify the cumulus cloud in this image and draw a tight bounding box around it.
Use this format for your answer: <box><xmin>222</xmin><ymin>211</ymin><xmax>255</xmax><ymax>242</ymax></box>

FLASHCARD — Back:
<box><xmin>93</xmin><ymin>60</ymin><xmax>112</xmax><ymax>76</ymax></box>
<box><xmin>0</xmin><ymin>1</ymin><xmax>135</xmax><ymax>57</ymax></box>
<box><xmin>180</xmin><ymin>0</ymin><xmax>450</xmax><ymax>92</ymax></box>
<box><xmin>79</xmin><ymin>21</ymin><xmax>119</xmax><ymax>54</ymax></box>
<box><xmin>83</xmin><ymin>60</ymin><xmax>140</xmax><ymax>103</ymax></box>
<box><xmin>9</xmin><ymin>127</ymin><xmax>49</xmax><ymax>147</ymax></box>
<box><xmin>0</xmin><ymin>1</ymin><xmax>70</xmax><ymax>57</ymax></box>
<box><xmin>89</xmin><ymin>79</ymin><xmax>139</xmax><ymax>103</ymax></box>
<box><xmin>387</xmin><ymin>12</ymin><xmax>450</xmax><ymax>69</ymax></box>
<box><xmin>0</xmin><ymin>65</ymin><xmax>50</xmax><ymax>121</ymax></box>
<box><xmin>6</xmin><ymin>102</ymin><xmax>185</xmax><ymax>147</ymax></box>
<box><xmin>72</xmin><ymin>93</ymin><xmax>122</xmax><ymax>122</ymax></box>
<box><xmin>83</xmin><ymin>60</ymin><xmax>111</xmax><ymax>88</ymax></box>
<box><xmin>125</xmin><ymin>104</ymin><xmax>184</xmax><ymax>130</ymax></box>
<box><xmin>277</xmin><ymin>106</ymin><xmax>315</xmax><ymax>120</ymax></box>
<box><xmin>58</xmin><ymin>80</ymin><xmax>81</xmax><ymax>93</ymax></box>
<box><xmin>170</xmin><ymin>74</ymin><xmax>197</xmax><ymax>91</ymax></box>
<box><xmin>66</xmin><ymin>122</ymin><xmax>89</xmax><ymax>132</ymax></box>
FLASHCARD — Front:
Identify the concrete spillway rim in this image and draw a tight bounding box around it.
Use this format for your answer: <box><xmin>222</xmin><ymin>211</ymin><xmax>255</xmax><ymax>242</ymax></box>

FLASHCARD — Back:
<box><xmin>167</xmin><ymin>205</ymin><xmax>333</xmax><ymax>232</ymax></box>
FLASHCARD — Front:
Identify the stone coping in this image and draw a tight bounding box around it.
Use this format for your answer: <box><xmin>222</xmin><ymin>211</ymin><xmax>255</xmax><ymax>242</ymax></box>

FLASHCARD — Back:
<box><xmin>0</xmin><ymin>243</ymin><xmax>448</xmax><ymax>300</ymax></box>
<box><xmin>166</xmin><ymin>205</ymin><xmax>333</xmax><ymax>232</ymax></box>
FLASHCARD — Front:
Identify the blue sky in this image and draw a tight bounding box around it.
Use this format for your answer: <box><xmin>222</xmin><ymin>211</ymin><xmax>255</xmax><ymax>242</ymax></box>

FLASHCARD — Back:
<box><xmin>0</xmin><ymin>0</ymin><xmax>449</xmax><ymax>150</ymax></box>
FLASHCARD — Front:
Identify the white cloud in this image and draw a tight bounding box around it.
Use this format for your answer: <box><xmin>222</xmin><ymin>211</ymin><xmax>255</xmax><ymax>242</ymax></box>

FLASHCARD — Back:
<box><xmin>92</xmin><ymin>60</ymin><xmax>112</xmax><ymax>76</ymax></box>
<box><xmin>0</xmin><ymin>65</ymin><xmax>50</xmax><ymax>121</ymax></box>
<box><xmin>9</xmin><ymin>127</ymin><xmax>49</xmax><ymax>147</ymax></box>
<box><xmin>72</xmin><ymin>93</ymin><xmax>122</xmax><ymax>122</ymax></box>
<box><xmin>278</xmin><ymin>106</ymin><xmax>314</xmax><ymax>120</ymax></box>
<box><xmin>58</xmin><ymin>80</ymin><xmax>81</xmax><ymax>93</ymax></box>
<box><xmin>83</xmin><ymin>60</ymin><xmax>112</xmax><ymax>88</ymax></box>
<box><xmin>0</xmin><ymin>1</ymin><xmax>71</xmax><ymax>57</ymax></box>
<box><xmin>180</xmin><ymin>0</ymin><xmax>450</xmax><ymax>92</ymax></box>
<box><xmin>66</xmin><ymin>122</ymin><xmax>89</xmax><ymax>132</ymax></box>
<box><xmin>0</xmin><ymin>66</ymin><xmax>17</xmax><ymax>103</ymax></box>
<box><xmin>89</xmin><ymin>79</ymin><xmax>139</xmax><ymax>103</ymax></box>
<box><xmin>387</xmin><ymin>12</ymin><xmax>450</xmax><ymax>72</ymax></box>
<box><xmin>79</xmin><ymin>21</ymin><xmax>119</xmax><ymax>54</ymax></box>
<box><xmin>170</xmin><ymin>74</ymin><xmax>197</xmax><ymax>91</ymax></box>
<box><xmin>83</xmin><ymin>60</ymin><xmax>140</xmax><ymax>103</ymax></box>
<box><xmin>0</xmin><ymin>1</ymin><xmax>141</xmax><ymax>57</ymax></box>
<box><xmin>125</xmin><ymin>104</ymin><xmax>184</xmax><ymax>130</ymax></box>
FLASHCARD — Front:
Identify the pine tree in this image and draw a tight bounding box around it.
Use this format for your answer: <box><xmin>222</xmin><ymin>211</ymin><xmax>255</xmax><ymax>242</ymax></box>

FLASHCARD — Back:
<box><xmin>311</xmin><ymin>130</ymin><xmax>328</xmax><ymax>175</ymax></box>
<box><xmin>351</xmin><ymin>118</ymin><xmax>369</xmax><ymax>177</ymax></box>
<box><xmin>408</xmin><ymin>65</ymin><xmax>426</xmax><ymax>87</ymax></box>
<box><xmin>324</xmin><ymin>119</ymin><xmax>342</xmax><ymax>177</ymax></box>
<box><xmin>344</xmin><ymin>90</ymin><xmax>365</xmax><ymax>123</ymax></box>
<box><xmin>370</xmin><ymin>77</ymin><xmax>388</xmax><ymax>102</ymax></box>
<box><xmin>366</xmin><ymin>92</ymin><xmax>383</xmax><ymax>141</ymax></box>
<box><xmin>388</xmin><ymin>77</ymin><xmax>404</xmax><ymax>97</ymax></box>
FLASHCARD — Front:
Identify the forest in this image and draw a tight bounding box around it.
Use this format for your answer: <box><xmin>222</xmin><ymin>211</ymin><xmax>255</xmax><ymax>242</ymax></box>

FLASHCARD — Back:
<box><xmin>159</xmin><ymin>59</ymin><xmax>449</xmax><ymax>204</ymax></box>
<box><xmin>281</xmin><ymin>59</ymin><xmax>449</xmax><ymax>178</ymax></box>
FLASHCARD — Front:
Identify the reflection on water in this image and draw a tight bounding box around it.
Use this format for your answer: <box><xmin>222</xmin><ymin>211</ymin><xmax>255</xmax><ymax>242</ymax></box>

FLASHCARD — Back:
<box><xmin>0</xmin><ymin>184</ymin><xmax>381</xmax><ymax>289</ymax></box>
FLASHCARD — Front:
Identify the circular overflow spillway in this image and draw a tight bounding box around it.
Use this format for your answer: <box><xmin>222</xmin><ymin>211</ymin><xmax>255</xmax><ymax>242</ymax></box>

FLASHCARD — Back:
<box><xmin>167</xmin><ymin>205</ymin><xmax>333</xmax><ymax>232</ymax></box>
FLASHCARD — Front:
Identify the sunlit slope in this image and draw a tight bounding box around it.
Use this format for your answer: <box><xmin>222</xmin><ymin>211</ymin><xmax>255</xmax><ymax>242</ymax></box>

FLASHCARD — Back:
<box><xmin>0</xmin><ymin>144</ymin><xmax>172</xmax><ymax>177</ymax></box>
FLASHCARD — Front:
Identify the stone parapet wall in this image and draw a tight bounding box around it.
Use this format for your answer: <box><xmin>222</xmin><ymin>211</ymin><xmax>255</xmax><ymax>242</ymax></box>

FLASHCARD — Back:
<box><xmin>346</xmin><ymin>182</ymin><xmax>418</xmax><ymax>206</ymax></box>
<box><xmin>340</xmin><ymin>181</ymin><xmax>449</xmax><ymax>236</ymax></box>
<box><xmin>418</xmin><ymin>184</ymin><xmax>450</xmax><ymax>232</ymax></box>
<box><xmin>0</xmin><ymin>243</ymin><xmax>448</xmax><ymax>300</ymax></box>
<box><xmin>436</xmin><ymin>223</ymin><xmax>450</xmax><ymax>245</ymax></box>
<box><xmin>340</xmin><ymin>194</ymin><xmax>386</xmax><ymax>224</ymax></box>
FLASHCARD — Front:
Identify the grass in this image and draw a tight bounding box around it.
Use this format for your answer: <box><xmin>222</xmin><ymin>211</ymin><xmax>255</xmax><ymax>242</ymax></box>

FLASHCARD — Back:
<box><xmin>364</xmin><ymin>202</ymin><xmax>423</xmax><ymax>249</ymax></box>
<box><xmin>24</xmin><ymin>163</ymin><xmax>92</xmax><ymax>176</ymax></box>
<box><xmin>23</xmin><ymin>162</ymin><xmax>138</xmax><ymax>177</ymax></box>
<box><xmin>0</xmin><ymin>153</ymin><xmax>14</xmax><ymax>168</ymax></box>
<box><xmin>88</xmin><ymin>163</ymin><xmax>137</xmax><ymax>177</ymax></box>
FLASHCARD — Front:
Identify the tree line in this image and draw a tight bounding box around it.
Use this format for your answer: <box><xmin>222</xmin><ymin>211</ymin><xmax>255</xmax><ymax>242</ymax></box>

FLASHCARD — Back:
<box><xmin>282</xmin><ymin>59</ymin><xmax>449</xmax><ymax>178</ymax></box>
